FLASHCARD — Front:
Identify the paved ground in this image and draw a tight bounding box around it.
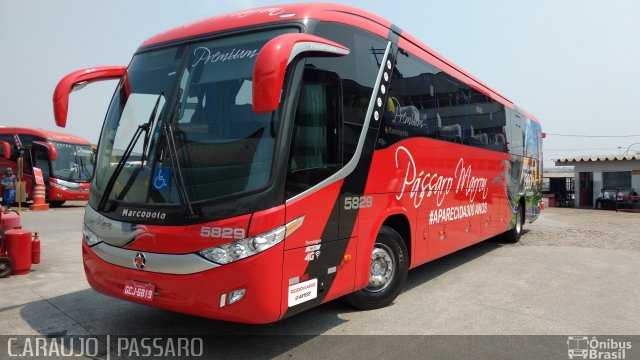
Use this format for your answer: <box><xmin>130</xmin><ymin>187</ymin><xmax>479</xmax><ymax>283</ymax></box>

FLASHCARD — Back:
<box><xmin>1</xmin><ymin>203</ymin><xmax>639</xmax><ymax>357</ymax></box>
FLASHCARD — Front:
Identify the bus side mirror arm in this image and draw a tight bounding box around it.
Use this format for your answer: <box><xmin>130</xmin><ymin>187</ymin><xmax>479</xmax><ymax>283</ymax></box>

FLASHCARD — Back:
<box><xmin>252</xmin><ymin>33</ymin><xmax>349</xmax><ymax>114</ymax></box>
<box><xmin>53</xmin><ymin>66</ymin><xmax>127</xmax><ymax>128</ymax></box>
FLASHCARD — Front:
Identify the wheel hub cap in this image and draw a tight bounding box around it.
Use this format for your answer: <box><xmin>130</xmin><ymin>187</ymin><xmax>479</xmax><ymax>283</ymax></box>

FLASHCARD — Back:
<box><xmin>367</xmin><ymin>245</ymin><xmax>395</xmax><ymax>292</ymax></box>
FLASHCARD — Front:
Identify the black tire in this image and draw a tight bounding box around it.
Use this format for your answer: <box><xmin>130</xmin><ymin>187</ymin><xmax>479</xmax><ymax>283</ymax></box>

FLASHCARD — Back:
<box><xmin>49</xmin><ymin>201</ymin><xmax>66</xmax><ymax>207</ymax></box>
<box><xmin>503</xmin><ymin>202</ymin><xmax>524</xmax><ymax>243</ymax></box>
<box><xmin>0</xmin><ymin>257</ymin><xmax>13</xmax><ymax>278</ymax></box>
<box><xmin>345</xmin><ymin>225</ymin><xmax>408</xmax><ymax>310</ymax></box>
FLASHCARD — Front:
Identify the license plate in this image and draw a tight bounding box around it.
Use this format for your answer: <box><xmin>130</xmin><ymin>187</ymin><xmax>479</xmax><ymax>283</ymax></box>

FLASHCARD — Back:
<box><xmin>123</xmin><ymin>280</ymin><xmax>155</xmax><ymax>301</ymax></box>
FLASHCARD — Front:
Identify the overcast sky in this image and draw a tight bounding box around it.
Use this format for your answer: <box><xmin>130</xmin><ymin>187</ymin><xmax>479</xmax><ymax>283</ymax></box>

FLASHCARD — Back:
<box><xmin>1</xmin><ymin>0</ymin><xmax>639</xmax><ymax>167</ymax></box>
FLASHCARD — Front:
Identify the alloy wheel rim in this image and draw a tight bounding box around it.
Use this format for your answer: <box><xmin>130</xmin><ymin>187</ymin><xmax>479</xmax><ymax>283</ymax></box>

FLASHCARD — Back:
<box><xmin>367</xmin><ymin>244</ymin><xmax>395</xmax><ymax>293</ymax></box>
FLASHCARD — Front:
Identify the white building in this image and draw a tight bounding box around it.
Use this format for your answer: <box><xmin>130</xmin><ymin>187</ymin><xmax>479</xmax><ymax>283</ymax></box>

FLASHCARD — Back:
<box><xmin>554</xmin><ymin>155</ymin><xmax>640</xmax><ymax>208</ymax></box>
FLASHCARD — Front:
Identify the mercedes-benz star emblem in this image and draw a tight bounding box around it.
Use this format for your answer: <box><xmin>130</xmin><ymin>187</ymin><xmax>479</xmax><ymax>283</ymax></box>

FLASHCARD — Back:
<box><xmin>134</xmin><ymin>252</ymin><xmax>146</xmax><ymax>270</ymax></box>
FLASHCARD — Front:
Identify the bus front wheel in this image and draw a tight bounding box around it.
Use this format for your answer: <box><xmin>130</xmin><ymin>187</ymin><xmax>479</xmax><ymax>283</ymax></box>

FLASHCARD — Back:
<box><xmin>345</xmin><ymin>225</ymin><xmax>408</xmax><ymax>310</ymax></box>
<box><xmin>49</xmin><ymin>201</ymin><xmax>66</xmax><ymax>207</ymax></box>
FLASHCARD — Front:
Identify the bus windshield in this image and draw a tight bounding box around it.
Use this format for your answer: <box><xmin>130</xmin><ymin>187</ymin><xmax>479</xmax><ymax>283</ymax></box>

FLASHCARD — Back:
<box><xmin>50</xmin><ymin>141</ymin><xmax>94</xmax><ymax>182</ymax></box>
<box><xmin>94</xmin><ymin>28</ymin><xmax>295</xmax><ymax>208</ymax></box>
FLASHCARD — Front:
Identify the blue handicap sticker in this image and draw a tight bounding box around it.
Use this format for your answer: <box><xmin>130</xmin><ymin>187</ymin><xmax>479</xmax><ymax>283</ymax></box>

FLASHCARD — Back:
<box><xmin>152</xmin><ymin>168</ymin><xmax>171</xmax><ymax>191</ymax></box>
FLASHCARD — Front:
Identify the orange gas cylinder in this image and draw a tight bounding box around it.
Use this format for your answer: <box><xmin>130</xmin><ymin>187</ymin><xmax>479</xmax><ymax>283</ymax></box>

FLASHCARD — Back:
<box><xmin>5</xmin><ymin>228</ymin><xmax>33</xmax><ymax>275</ymax></box>
<box><xmin>32</xmin><ymin>232</ymin><xmax>41</xmax><ymax>264</ymax></box>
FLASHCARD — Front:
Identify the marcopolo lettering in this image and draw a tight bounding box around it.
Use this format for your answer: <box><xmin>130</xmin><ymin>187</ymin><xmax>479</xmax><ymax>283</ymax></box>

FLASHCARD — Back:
<box><xmin>121</xmin><ymin>209</ymin><xmax>167</xmax><ymax>220</ymax></box>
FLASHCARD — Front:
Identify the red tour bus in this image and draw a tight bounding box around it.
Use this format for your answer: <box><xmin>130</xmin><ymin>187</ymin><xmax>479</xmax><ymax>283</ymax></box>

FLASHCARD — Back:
<box><xmin>0</xmin><ymin>127</ymin><xmax>93</xmax><ymax>206</ymax></box>
<box><xmin>53</xmin><ymin>3</ymin><xmax>542</xmax><ymax>323</ymax></box>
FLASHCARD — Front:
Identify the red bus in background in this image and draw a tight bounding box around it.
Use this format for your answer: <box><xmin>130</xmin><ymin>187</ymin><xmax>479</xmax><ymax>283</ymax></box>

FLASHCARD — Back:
<box><xmin>53</xmin><ymin>3</ymin><xmax>542</xmax><ymax>323</ymax></box>
<box><xmin>0</xmin><ymin>127</ymin><xmax>93</xmax><ymax>206</ymax></box>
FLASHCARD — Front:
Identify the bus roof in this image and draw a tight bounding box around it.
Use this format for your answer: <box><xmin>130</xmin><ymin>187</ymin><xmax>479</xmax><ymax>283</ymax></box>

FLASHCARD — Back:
<box><xmin>141</xmin><ymin>3</ymin><xmax>390</xmax><ymax>47</ymax></box>
<box><xmin>140</xmin><ymin>3</ymin><xmax>538</xmax><ymax>123</ymax></box>
<box><xmin>0</xmin><ymin>127</ymin><xmax>91</xmax><ymax>145</ymax></box>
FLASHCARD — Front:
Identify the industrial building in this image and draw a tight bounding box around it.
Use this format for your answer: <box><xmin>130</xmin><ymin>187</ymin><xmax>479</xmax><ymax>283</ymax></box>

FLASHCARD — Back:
<box><xmin>554</xmin><ymin>155</ymin><xmax>640</xmax><ymax>208</ymax></box>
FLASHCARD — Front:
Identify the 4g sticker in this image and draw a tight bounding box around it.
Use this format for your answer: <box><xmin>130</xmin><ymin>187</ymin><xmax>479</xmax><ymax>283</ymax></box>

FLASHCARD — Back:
<box><xmin>304</xmin><ymin>245</ymin><xmax>321</xmax><ymax>261</ymax></box>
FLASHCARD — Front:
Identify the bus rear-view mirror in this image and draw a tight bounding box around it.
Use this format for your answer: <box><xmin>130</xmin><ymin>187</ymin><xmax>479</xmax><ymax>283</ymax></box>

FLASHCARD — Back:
<box><xmin>32</xmin><ymin>141</ymin><xmax>57</xmax><ymax>162</ymax></box>
<box><xmin>0</xmin><ymin>140</ymin><xmax>10</xmax><ymax>159</ymax></box>
<box><xmin>53</xmin><ymin>66</ymin><xmax>127</xmax><ymax>128</ymax></box>
<box><xmin>252</xmin><ymin>33</ymin><xmax>349</xmax><ymax>114</ymax></box>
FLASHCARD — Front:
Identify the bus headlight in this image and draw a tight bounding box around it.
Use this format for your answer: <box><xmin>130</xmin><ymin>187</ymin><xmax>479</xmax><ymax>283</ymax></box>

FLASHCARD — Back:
<box><xmin>83</xmin><ymin>226</ymin><xmax>101</xmax><ymax>246</ymax></box>
<box><xmin>199</xmin><ymin>215</ymin><xmax>304</xmax><ymax>265</ymax></box>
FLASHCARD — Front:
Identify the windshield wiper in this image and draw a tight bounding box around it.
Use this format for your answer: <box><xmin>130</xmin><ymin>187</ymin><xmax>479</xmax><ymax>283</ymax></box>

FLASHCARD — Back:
<box><xmin>163</xmin><ymin>114</ymin><xmax>197</xmax><ymax>219</ymax></box>
<box><xmin>97</xmin><ymin>93</ymin><xmax>163</xmax><ymax>212</ymax></box>
<box><xmin>75</xmin><ymin>153</ymin><xmax>91</xmax><ymax>181</ymax></box>
<box><xmin>140</xmin><ymin>93</ymin><xmax>163</xmax><ymax>166</ymax></box>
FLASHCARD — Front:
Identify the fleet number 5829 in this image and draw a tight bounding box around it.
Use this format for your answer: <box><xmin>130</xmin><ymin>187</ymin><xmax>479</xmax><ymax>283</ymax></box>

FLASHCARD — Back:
<box><xmin>344</xmin><ymin>196</ymin><xmax>373</xmax><ymax>210</ymax></box>
<box><xmin>200</xmin><ymin>227</ymin><xmax>245</xmax><ymax>239</ymax></box>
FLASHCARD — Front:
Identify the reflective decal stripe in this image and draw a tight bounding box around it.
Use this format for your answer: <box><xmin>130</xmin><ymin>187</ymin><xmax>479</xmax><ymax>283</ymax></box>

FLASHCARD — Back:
<box><xmin>287</xmin><ymin>41</ymin><xmax>350</xmax><ymax>64</ymax></box>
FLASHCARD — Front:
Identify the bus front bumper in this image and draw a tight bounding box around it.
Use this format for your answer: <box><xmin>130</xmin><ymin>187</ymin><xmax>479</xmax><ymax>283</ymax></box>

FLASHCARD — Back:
<box><xmin>49</xmin><ymin>185</ymin><xmax>89</xmax><ymax>201</ymax></box>
<box><xmin>82</xmin><ymin>241</ymin><xmax>284</xmax><ymax>324</ymax></box>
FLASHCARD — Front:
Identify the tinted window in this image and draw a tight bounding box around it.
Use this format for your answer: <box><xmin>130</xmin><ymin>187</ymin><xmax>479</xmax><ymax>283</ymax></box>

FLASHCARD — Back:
<box><xmin>95</xmin><ymin>29</ymin><xmax>294</xmax><ymax>206</ymax></box>
<box><xmin>171</xmin><ymin>29</ymin><xmax>293</xmax><ymax>201</ymax></box>
<box><xmin>50</xmin><ymin>142</ymin><xmax>93</xmax><ymax>182</ymax></box>
<box><xmin>435</xmin><ymin>72</ymin><xmax>469</xmax><ymax>143</ymax></box>
<box><xmin>285</xmin><ymin>68</ymin><xmax>342</xmax><ymax>198</ymax></box>
<box><xmin>380</xmin><ymin>49</ymin><xmax>438</xmax><ymax>147</ymax></box>
<box><xmin>0</xmin><ymin>134</ymin><xmax>16</xmax><ymax>158</ymax></box>
<box><xmin>309</xmin><ymin>22</ymin><xmax>389</xmax><ymax>163</ymax></box>
<box><xmin>381</xmin><ymin>48</ymin><xmax>507</xmax><ymax>152</ymax></box>
<box><xmin>18</xmin><ymin>135</ymin><xmax>36</xmax><ymax>148</ymax></box>
<box><xmin>508</xmin><ymin>111</ymin><xmax>525</xmax><ymax>156</ymax></box>
<box><xmin>466</xmin><ymin>87</ymin><xmax>507</xmax><ymax>152</ymax></box>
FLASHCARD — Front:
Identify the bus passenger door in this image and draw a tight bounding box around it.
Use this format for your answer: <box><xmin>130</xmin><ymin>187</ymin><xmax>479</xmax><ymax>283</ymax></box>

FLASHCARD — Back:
<box><xmin>32</xmin><ymin>147</ymin><xmax>51</xmax><ymax>183</ymax></box>
<box><xmin>282</xmin><ymin>66</ymin><xmax>354</xmax><ymax>317</ymax></box>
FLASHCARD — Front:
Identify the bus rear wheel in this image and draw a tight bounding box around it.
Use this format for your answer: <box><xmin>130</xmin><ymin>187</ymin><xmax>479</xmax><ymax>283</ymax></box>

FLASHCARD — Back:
<box><xmin>503</xmin><ymin>202</ymin><xmax>524</xmax><ymax>243</ymax></box>
<box><xmin>49</xmin><ymin>201</ymin><xmax>66</xmax><ymax>207</ymax></box>
<box><xmin>345</xmin><ymin>225</ymin><xmax>408</xmax><ymax>310</ymax></box>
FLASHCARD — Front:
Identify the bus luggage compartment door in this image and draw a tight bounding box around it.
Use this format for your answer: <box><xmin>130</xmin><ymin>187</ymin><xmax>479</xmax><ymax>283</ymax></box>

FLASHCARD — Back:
<box><xmin>280</xmin><ymin>236</ymin><xmax>357</xmax><ymax>319</ymax></box>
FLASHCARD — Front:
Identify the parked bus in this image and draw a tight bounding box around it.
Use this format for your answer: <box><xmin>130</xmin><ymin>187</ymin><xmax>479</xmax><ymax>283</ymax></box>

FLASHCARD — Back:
<box><xmin>0</xmin><ymin>127</ymin><xmax>93</xmax><ymax>206</ymax></box>
<box><xmin>52</xmin><ymin>3</ymin><xmax>542</xmax><ymax>323</ymax></box>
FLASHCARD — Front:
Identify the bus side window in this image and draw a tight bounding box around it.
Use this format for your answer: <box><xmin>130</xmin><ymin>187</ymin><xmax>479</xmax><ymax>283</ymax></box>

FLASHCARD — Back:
<box><xmin>508</xmin><ymin>111</ymin><xmax>525</xmax><ymax>157</ymax></box>
<box><xmin>285</xmin><ymin>67</ymin><xmax>342</xmax><ymax>198</ymax></box>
